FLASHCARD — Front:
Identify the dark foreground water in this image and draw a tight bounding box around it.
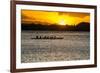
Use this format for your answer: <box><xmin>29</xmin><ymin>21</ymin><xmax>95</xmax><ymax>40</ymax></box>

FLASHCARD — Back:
<box><xmin>21</xmin><ymin>31</ymin><xmax>90</xmax><ymax>63</ymax></box>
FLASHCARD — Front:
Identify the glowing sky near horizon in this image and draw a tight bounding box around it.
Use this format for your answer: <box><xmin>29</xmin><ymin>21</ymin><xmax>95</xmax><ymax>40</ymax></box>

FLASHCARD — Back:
<box><xmin>21</xmin><ymin>10</ymin><xmax>90</xmax><ymax>26</ymax></box>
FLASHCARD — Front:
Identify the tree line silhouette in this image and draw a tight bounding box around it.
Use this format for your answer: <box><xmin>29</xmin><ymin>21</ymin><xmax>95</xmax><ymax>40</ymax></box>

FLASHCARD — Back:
<box><xmin>21</xmin><ymin>22</ymin><xmax>90</xmax><ymax>31</ymax></box>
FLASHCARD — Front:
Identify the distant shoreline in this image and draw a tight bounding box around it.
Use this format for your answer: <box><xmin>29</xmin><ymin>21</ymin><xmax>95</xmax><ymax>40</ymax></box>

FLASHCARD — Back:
<box><xmin>21</xmin><ymin>30</ymin><xmax>90</xmax><ymax>32</ymax></box>
<box><xmin>21</xmin><ymin>22</ymin><xmax>90</xmax><ymax>31</ymax></box>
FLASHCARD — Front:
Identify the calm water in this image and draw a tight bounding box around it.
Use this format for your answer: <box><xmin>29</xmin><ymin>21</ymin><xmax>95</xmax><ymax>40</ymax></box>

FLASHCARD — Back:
<box><xmin>21</xmin><ymin>31</ymin><xmax>90</xmax><ymax>63</ymax></box>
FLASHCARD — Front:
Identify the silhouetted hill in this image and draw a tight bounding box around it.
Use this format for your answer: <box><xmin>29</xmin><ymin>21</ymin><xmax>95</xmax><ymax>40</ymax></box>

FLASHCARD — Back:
<box><xmin>76</xmin><ymin>22</ymin><xmax>90</xmax><ymax>31</ymax></box>
<box><xmin>21</xmin><ymin>22</ymin><xmax>90</xmax><ymax>31</ymax></box>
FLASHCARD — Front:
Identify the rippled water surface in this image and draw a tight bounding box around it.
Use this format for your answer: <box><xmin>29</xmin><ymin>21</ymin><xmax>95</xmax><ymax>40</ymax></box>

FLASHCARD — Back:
<box><xmin>21</xmin><ymin>31</ymin><xmax>90</xmax><ymax>63</ymax></box>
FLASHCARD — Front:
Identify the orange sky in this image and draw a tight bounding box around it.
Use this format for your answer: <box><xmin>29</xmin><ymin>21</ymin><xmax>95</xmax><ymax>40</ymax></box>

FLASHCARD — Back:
<box><xmin>21</xmin><ymin>10</ymin><xmax>90</xmax><ymax>26</ymax></box>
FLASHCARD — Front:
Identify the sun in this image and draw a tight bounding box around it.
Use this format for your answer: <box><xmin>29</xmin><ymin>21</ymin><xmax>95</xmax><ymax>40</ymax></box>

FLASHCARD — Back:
<box><xmin>59</xmin><ymin>20</ymin><xmax>66</xmax><ymax>25</ymax></box>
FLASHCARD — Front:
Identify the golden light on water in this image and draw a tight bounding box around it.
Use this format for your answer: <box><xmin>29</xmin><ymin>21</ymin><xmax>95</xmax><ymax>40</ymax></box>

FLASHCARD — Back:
<box><xmin>21</xmin><ymin>10</ymin><xmax>90</xmax><ymax>26</ymax></box>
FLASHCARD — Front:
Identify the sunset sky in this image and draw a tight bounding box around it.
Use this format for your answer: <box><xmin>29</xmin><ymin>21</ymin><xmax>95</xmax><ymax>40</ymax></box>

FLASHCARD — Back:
<box><xmin>21</xmin><ymin>10</ymin><xmax>90</xmax><ymax>26</ymax></box>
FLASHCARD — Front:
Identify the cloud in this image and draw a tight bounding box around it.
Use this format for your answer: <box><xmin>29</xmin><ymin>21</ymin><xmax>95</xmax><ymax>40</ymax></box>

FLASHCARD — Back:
<box><xmin>21</xmin><ymin>10</ymin><xmax>90</xmax><ymax>25</ymax></box>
